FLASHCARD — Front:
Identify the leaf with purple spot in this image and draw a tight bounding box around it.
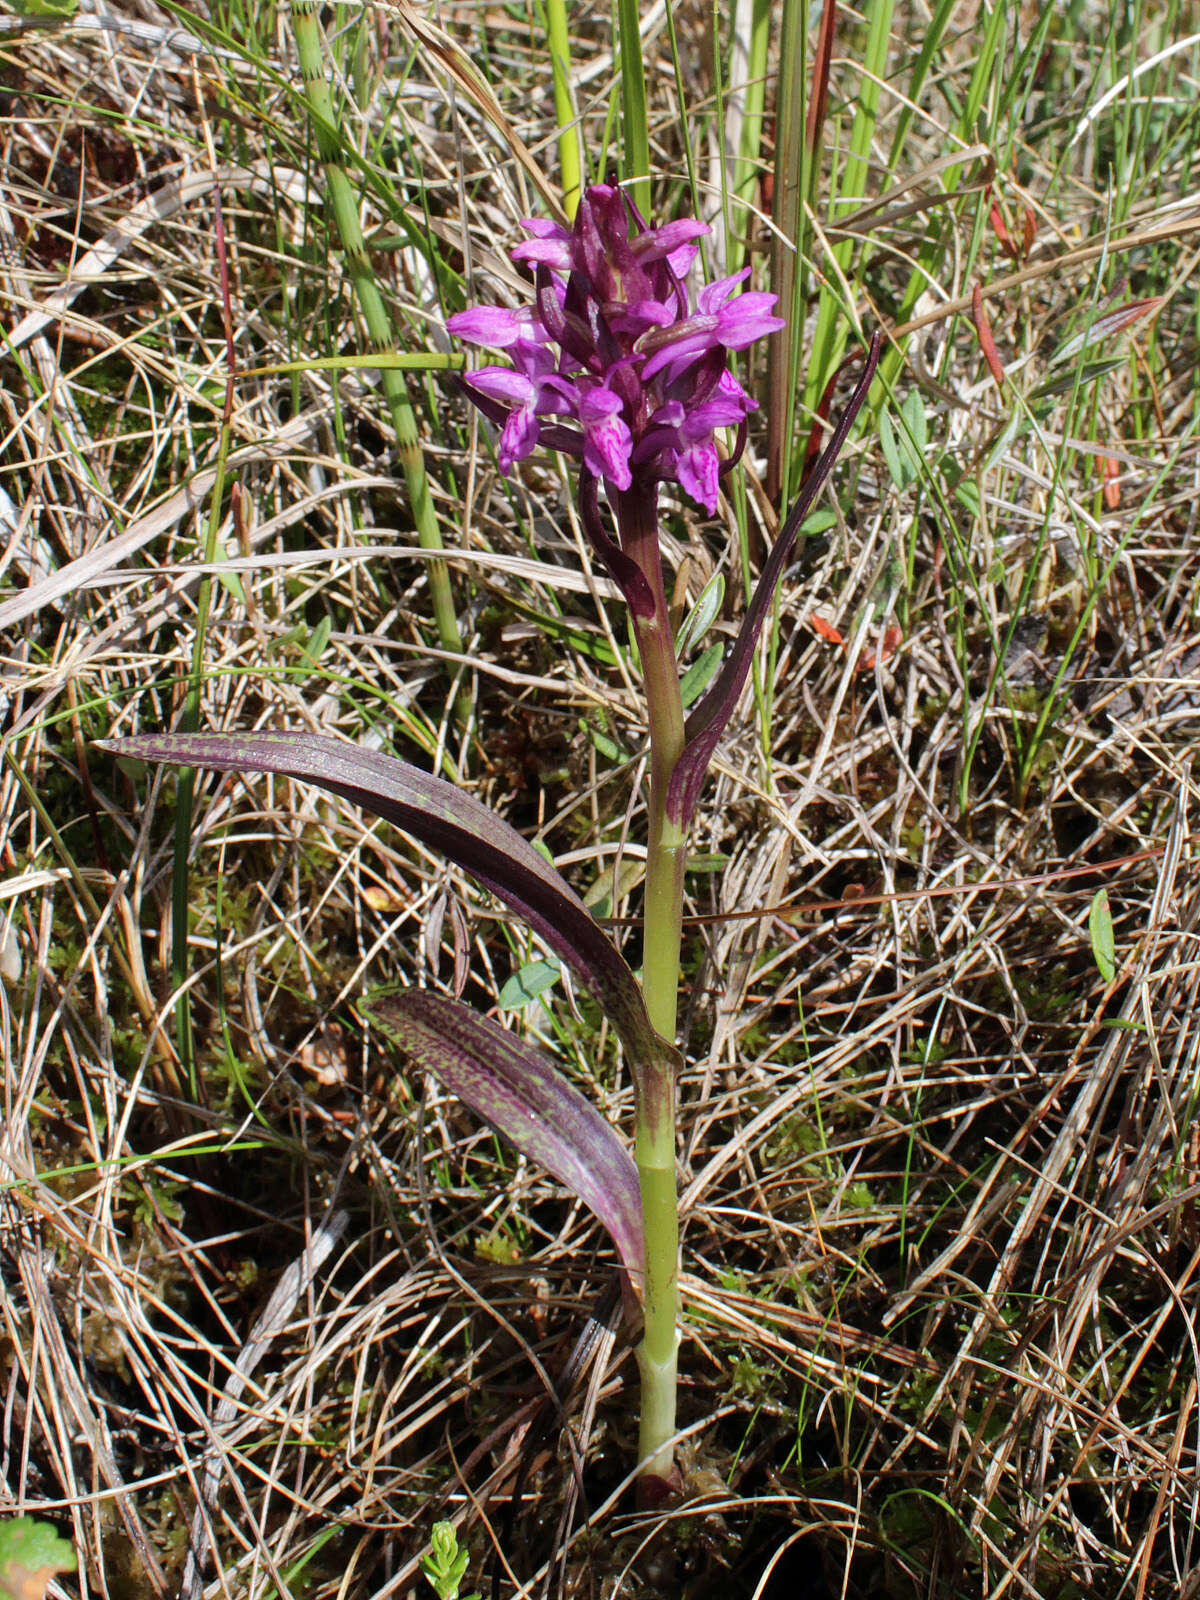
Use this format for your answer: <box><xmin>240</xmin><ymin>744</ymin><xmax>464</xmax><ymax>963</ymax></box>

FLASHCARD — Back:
<box><xmin>360</xmin><ymin>988</ymin><xmax>645</xmax><ymax>1289</ymax></box>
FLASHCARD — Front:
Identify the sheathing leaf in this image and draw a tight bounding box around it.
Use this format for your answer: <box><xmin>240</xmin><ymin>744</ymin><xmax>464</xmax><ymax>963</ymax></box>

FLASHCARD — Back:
<box><xmin>98</xmin><ymin>730</ymin><xmax>669</xmax><ymax>1065</ymax></box>
<box><xmin>362</xmin><ymin>987</ymin><xmax>644</xmax><ymax>1282</ymax></box>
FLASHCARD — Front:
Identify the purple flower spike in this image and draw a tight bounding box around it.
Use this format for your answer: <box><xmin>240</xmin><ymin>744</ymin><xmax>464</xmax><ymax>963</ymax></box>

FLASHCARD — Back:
<box><xmin>446</xmin><ymin>184</ymin><xmax>782</xmax><ymax>530</ymax></box>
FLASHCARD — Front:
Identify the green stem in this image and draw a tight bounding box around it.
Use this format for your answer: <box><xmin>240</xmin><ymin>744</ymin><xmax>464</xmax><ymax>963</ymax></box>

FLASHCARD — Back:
<box><xmin>615</xmin><ymin>484</ymin><xmax>685</xmax><ymax>1483</ymax></box>
<box><xmin>634</xmin><ymin>1139</ymin><xmax>679</xmax><ymax>1480</ymax></box>
<box><xmin>638</xmin><ymin>621</ymin><xmax>685</xmax><ymax>1046</ymax></box>
<box><xmin>287</xmin><ymin>0</ymin><xmax>465</xmax><ymax>700</ymax></box>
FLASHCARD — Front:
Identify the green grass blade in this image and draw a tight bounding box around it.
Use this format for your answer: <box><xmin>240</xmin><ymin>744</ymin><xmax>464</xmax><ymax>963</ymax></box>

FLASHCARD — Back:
<box><xmin>616</xmin><ymin>0</ymin><xmax>651</xmax><ymax>212</ymax></box>
<box><xmin>544</xmin><ymin>0</ymin><xmax>583</xmax><ymax>215</ymax></box>
<box><xmin>802</xmin><ymin>0</ymin><xmax>894</xmax><ymax>420</ymax></box>
<box><xmin>287</xmin><ymin>0</ymin><xmax>464</xmax><ymax>693</ymax></box>
<box><xmin>766</xmin><ymin>0</ymin><xmax>809</xmax><ymax>503</ymax></box>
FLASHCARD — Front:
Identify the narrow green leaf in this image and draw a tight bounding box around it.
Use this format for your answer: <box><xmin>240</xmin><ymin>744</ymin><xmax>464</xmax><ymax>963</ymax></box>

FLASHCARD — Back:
<box><xmin>798</xmin><ymin>507</ymin><xmax>838</xmax><ymax>537</ymax></box>
<box><xmin>499</xmin><ymin>958</ymin><xmax>561</xmax><ymax>1009</ymax></box>
<box><xmin>675</xmin><ymin>572</ymin><xmax>725</xmax><ymax>657</ymax></box>
<box><xmin>878</xmin><ymin>408</ymin><xmax>910</xmax><ymax>491</ymax></box>
<box><xmin>213</xmin><ymin>538</ymin><xmax>247</xmax><ymax>605</ymax></box>
<box><xmin>582</xmin><ymin>720</ymin><xmax>627</xmax><ymax>763</ymax></box>
<box><xmin>301</xmin><ymin>615</ymin><xmax>332</xmax><ymax>667</ymax></box>
<box><xmin>679</xmin><ymin>643</ymin><xmax>724</xmax><ymax>709</ymax></box>
<box><xmin>954</xmin><ymin>480</ymin><xmax>981</xmax><ymax>516</ymax></box>
<box><xmin>615</xmin><ymin>0</ymin><xmax>650</xmax><ymax>213</ymax></box>
<box><xmin>1030</xmin><ymin>359</ymin><xmax>1123</xmax><ymax>402</ymax></box>
<box><xmin>1089</xmin><ymin>888</ymin><xmax>1116</xmax><ymax>983</ymax></box>
<box><xmin>900</xmin><ymin>389</ymin><xmax>927</xmax><ymax>461</ymax></box>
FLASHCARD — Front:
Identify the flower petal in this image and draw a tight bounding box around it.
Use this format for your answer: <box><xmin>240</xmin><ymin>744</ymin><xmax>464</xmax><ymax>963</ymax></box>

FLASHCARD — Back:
<box><xmin>675</xmin><ymin>440</ymin><xmax>721</xmax><ymax>513</ymax></box>
<box><xmin>578</xmin><ymin>387</ymin><xmax>633</xmax><ymax>488</ymax></box>
<box><xmin>632</xmin><ymin>218</ymin><xmax>710</xmax><ymax>262</ymax></box>
<box><xmin>639</xmin><ymin>329</ymin><xmax>716</xmax><ymax>381</ymax></box>
<box><xmin>683</xmin><ymin>394</ymin><xmax>751</xmax><ymax>435</ymax></box>
<box><xmin>446</xmin><ymin>305</ymin><xmax>545</xmax><ymax>348</ymax></box>
<box><xmin>716</xmin><ymin>367</ymin><xmax>756</xmax><ymax>410</ymax></box>
<box><xmin>666</xmin><ymin>242</ymin><xmax>701</xmax><ymax>279</ymax></box>
<box><xmin>715</xmin><ymin>292</ymin><xmax>786</xmax><ymax>349</ymax></box>
<box><xmin>696</xmin><ymin>269</ymin><xmax>751</xmax><ymax>314</ymax></box>
<box><xmin>604</xmin><ymin>298</ymin><xmax>676</xmax><ymax>337</ymax></box>
<box><xmin>467</xmin><ymin>366</ymin><xmax>536</xmax><ymax>405</ymax></box>
<box><xmin>512</xmin><ymin>238</ymin><xmax>573</xmax><ymax>270</ymax></box>
<box><xmin>498</xmin><ymin>405</ymin><xmax>539</xmax><ymax>472</ymax></box>
<box><xmin>647</xmin><ymin>400</ymin><xmax>686</xmax><ymax>428</ymax></box>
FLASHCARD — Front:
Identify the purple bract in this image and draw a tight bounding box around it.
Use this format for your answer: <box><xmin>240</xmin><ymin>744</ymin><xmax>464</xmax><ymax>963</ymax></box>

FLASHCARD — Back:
<box><xmin>447</xmin><ymin>185</ymin><xmax>784</xmax><ymax>517</ymax></box>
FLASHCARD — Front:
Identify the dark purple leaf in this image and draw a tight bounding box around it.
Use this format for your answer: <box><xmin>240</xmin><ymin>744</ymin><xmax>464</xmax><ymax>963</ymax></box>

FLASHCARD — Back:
<box><xmin>578</xmin><ymin>470</ymin><xmax>656</xmax><ymax>619</ymax></box>
<box><xmin>97</xmin><ymin>730</ymin><xmax>670</xmax><ymax>1066</ymax></box>
<box><xmin>360</xmin><ymin>987</ymin><xmax>644</xmax><ymax>1285</ymax></box>
<box><xmin>667</xmin><ymin>330</ymin><xmax>881</xmax><ymax>828</ymax></box>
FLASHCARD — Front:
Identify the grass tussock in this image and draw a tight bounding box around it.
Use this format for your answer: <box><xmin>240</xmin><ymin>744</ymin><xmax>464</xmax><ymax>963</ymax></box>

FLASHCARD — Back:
<box><xmin>2</xmin><ymin>0</ymin><xmax>1200</xmax><ymax>1594</ymax></box>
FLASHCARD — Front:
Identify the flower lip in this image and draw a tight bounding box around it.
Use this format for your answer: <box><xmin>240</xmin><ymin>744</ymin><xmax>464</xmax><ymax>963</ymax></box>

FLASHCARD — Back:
<box><xmin>576</xmin><ymin>381</ymin><xmax>634</xmax><ymax>489</ymax></box>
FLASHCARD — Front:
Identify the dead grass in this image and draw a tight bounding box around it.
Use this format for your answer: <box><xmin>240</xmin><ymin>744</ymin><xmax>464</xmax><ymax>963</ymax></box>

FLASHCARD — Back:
<box><xmin>2</xmin><ymin>1</ymin><xmax>1200</xmax><ymax>1596</ymax></box>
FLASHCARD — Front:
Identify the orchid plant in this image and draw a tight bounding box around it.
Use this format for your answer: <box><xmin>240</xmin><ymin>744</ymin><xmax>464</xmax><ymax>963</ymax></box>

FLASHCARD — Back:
<box><xmin>100</xmin><ymin>183</ymin><xmax>879</xmax><ymax>1494</ymax></box>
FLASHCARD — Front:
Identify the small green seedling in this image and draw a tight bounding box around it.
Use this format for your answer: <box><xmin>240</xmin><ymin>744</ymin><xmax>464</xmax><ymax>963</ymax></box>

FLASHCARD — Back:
<box><xmin>421</xmin><ymin>1522</ymin><xmax>479</xmax><ymax>1600</ymax></box>
<box><xmin>0</xmin><ymin>1517</ymin><xmax>77</xmax><ymax>1600</ymax></box>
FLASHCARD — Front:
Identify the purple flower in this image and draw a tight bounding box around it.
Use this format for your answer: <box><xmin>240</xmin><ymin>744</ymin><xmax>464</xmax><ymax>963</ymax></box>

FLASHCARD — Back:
<box><xmin>634</xmin><ymin>377</ymin><xmax>753</xmax><ymax>514</ymax></box>
<box><xmin>638</xmin><ymin>271</ymin><xmax>786</xmax><ymax>382</ymax></box>
<box><xmin>467</xmin><ymin>341</ymin><xmax>573</xmax><ymax>473</ymax></box>
<box><xmin>447</xmin><ymin>185</ymin><xmax>781</xmax><ymax>513</ymax></box>
<box><xmin>576</xmin><ymin>380</ymin><xmax>634</xmax><ymax>489</ymax></box>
